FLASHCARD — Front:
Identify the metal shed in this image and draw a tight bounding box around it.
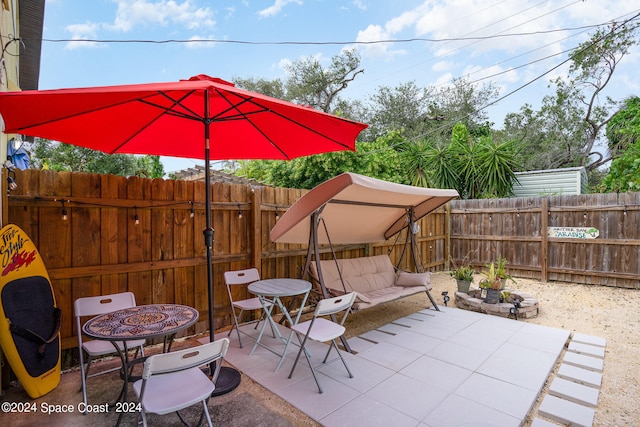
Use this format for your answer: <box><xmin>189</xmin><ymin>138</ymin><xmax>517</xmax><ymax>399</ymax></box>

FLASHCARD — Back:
<box><xmin>512</xmin><ymin>167</ymin><xmax>588</xmax><ymax>197</ymax></box>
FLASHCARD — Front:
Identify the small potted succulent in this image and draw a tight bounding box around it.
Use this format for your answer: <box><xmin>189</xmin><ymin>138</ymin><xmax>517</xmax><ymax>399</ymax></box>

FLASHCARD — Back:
<box><xmin>449</xmin><ymin>258</ymin><xmax>475</xmax><ymax>293</ymax></box>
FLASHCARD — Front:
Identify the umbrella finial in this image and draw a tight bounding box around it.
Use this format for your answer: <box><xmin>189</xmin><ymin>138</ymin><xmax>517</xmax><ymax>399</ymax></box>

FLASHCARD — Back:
<box><xmin>186</xmin><ymin>75</ymin><xmax>235</xmax><ymax>87</ymax></box>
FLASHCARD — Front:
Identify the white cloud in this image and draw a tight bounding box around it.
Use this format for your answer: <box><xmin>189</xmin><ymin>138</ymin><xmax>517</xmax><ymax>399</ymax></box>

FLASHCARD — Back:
<box><xmin>433</xmin><ymin>72</ymin><xmax>454</xmax><ymax>88</ymax></box>
<box><xmin>64</xmin><ymin>22</ymin><xmax>104</xmax><ymax>50</ymax></box>
<box><xmin>224</xmin><ymin>7</ymin><xmax>236</xmax><ymax>19</ymax></box>
<box><xmin>64</xmin><ymin>0</ymin><xmax>216</xmax><ymax>49</ymax></box>
<box><xmin>110</xmin><ymin>0</ymin><xmax>215</xmax><ymax>32</ymax></box>
<box><xmin>432</xmin><ymin>60</ymin><xmax>455</xmax><ymax>72</ymax></box>
<box><xmin>354</xmin><ymin>24</ymin><xmax>406</xmax><ymax>59</ymax></box>
<box><xmin>185</xmin><ymin>35</ymin><xmax>217</xmax><ymax>49</ymax></box>
<box><xmin>258</xmin><ymin>0</ymin><xmax>303</xmax><ymax>18</ymax></box>
<box><xmin>277</xmin><ymin>57</ymin><xmax>293</xmax><ymax>72</ymax></box>
<box><xmin>353</xmin><ymin>0</ymin><xmax>367</xmax><ymax>11</ymax></box>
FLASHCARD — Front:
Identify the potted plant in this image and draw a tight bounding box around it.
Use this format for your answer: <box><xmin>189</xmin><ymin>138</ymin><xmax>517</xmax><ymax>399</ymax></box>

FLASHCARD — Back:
<box><xmin>480</xmin><ymin>257</ymin><xmax>516</xmax><ymax>303</ymax></box>
<box><xmin>449</xmin><ymin>258</ymin><xmax>475</xmax><ymax>293</ymax></box>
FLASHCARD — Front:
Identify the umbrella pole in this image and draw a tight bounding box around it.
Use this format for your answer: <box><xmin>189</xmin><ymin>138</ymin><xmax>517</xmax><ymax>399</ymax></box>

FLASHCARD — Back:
<box><xmin>203</xmin><ymin>92</ymin><xmax>241</xmax><ymax>396</ymax></box>
<box><xmin>204</xmin><ymin>148</ymin><xmax>215</xmax><ymax>344</ymax></box>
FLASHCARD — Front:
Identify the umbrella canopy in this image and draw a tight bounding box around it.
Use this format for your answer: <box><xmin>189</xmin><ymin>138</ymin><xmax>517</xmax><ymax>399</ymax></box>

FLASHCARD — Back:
<box><xmin>0</xmin><ymin>75</ymin><xmax>366</xmax><ymax>160</ymax></box>
<box><xmin>271</xmin><ymin>172</ymin><xmax>459</xmax><ymax>244</ymax></box>
<box><xmin>0</xmin><ymin>74</ymin><xmax>368</xmax><ymax>351</ymax></box>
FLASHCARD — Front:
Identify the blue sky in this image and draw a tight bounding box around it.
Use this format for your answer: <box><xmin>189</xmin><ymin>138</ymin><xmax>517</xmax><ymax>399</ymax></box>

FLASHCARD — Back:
<box><xmin>40</xmin><ymin>0</ymin><xmax>640</xmax><ymax>174</ymax></box>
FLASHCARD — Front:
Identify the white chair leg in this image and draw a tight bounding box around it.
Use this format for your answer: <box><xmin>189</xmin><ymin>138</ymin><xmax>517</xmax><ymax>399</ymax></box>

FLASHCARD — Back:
<box><xmin>326</xmin><ymin>340</ymin><xmax>353</xmax><ymax>378</ymax></box>
<box><xmin>203</xmin><ymin>400</ymin><xmax>213</xmax><ymax>427</ymax></box>
<box><xmin>289</xmin><ymin>335</ymin><xmax>324</xmax><ymax>393</ymax></box>
<box><xmin>233</xmin><ymin>309</ymin><xmax>244</xmax><ymax>348</ymax></box>
<box><xmin>79</xmin><ymin>351</ymin><xmax>88</xmax><ymax>413</ymax></box>
<box><xmin>304</xmin><ymin>349</ymin><xmax>323</xmax><ymax>394</ymax></box>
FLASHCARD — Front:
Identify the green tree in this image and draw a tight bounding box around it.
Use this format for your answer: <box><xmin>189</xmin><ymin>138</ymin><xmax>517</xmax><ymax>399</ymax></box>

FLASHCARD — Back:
<box><xmin>284</xmin><ymin>48</ymin><xmax>363</xmax><ymax>114</ymax></box>
<box><xmin>599</xmin><ymin>97</ymin><xmax>640</xmax><ymax>192</ymax></box>
<box><xmin>230</xmin><ymin>77</ymin><xmax>287</xmax><ymax>100</ymax></box>
<box><xmin>503</xmin><ymin>19</ymin><xmax>639</xmax><ymax>172</ymax></box>
<box><xmin>233</xmin><ymin>49</ymin><xmax>363</xmax><ymax>116</ymax></box>
<box><xmin>364</xmin><ymin>81</ymin><xmax>432</xmax><ymax>142</ymax></box>
<box><xmin>599</xmin><ymin>139</ymin><xmax>640</xmax><ymax>192</ymax></box>
<box><xmin>402</xmin><ymin>123</ymin><xmax>521</xmax><ymax>198</ymax></box>
<box><xmin>236</xmin><ymin>132</ymin><xmax>404</xmax><ymax>189</ymax></box>
<box><xmin>364</xmin><ymin>78</ymin><xmax>498</xmax><ymax>143</ymax></box>
<box><xmin>30</xmin><ymin>138</ymin><xmax>164</xmax><ymax>178</ymax></box>
<box><xmin>606</xmin><ymin>96</ymin><xmax>640</xmax><ymax>152</ymax></box>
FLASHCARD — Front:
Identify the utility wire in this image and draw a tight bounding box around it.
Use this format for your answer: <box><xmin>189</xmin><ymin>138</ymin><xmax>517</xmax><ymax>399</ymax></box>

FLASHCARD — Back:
<box><xmin>435</xmin><ymin>9</ymin><xmax>640</xmax><ymax>92</ymax></box>
<box><xmin>365</xmin><ymin>12</ymin><xmax>640</xmax><ymax>155</ymax></box>
<box><xmin>19</xmin><ymin>16</ymin><xmax>637</xmax><ymax>47</ymax></box>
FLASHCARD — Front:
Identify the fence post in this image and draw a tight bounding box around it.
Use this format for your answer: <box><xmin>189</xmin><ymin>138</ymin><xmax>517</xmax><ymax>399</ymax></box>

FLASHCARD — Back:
<box><xmin>541</xmin><ymin>197</ymin><xmax>548</xmax><ymax>282</ymax></box>
<box><xmin>445</xmin><ymin>203</ymin><xmax>451</xmax><ymax>271</ymax></box>
<box><xmin>251</xmin><ymin>187</ymin><xmax>262</xmax><ymax>274</ymax></box>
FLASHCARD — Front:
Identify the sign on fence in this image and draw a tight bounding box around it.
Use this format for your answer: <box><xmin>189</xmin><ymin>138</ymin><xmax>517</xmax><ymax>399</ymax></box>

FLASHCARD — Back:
<box><xmin>547</xmin><ymin>226</ymin><xmax>599</xmax><ymax>239</ymax></box>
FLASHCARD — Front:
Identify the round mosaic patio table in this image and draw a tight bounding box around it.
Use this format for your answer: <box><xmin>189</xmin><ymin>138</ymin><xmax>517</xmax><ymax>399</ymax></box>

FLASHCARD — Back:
<box><xmin>83</xmin><ymin>304</ymin><xmax>199</xmax><ymax>341</ymax></box>
<box><xmin>82</xmin><ymin>304</ymin><xmax>198</xmax><ymax>426</ymax></box>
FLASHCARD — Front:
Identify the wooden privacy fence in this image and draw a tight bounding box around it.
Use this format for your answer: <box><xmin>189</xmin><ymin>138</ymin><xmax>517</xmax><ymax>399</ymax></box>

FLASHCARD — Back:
<box><xmin>6</xmin><ymin>169</ymin><xmax>638</xmax><ymax>353</ymax></box>
<box><xmin>449</xmin><ymin>193</ymin><xmax>640</xmax><ymax>288</ymax></box>
<box><xmin>5</xmin><ymin>169</ymin><xmax>449</xmax><ymax>352</ymax></box>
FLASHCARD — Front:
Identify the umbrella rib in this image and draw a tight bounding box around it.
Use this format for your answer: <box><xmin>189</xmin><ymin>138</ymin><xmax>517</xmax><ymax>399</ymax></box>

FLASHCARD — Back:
<box><xmin>138</xmin><ymin>90</ymin><xmax>204</xmax><ymax>122</ymax></box>
<box><xmin>213</xmin><ymin>89</ymin><xmax>353</xmax><ymax>157</ymax></box>
<box><xmin>209</xmin><ymin>89</ymin><xmax>289</xmax><ymax>158</ymax></box>
<box><xmin>245</xmin><ymin>99</ymin><xmax>353</xmax><ymax>150</ymax></box>
<box><xmin>110</xmin><ymin>90</ymin><xmax>205</xmax><ymax>153</ymax></box>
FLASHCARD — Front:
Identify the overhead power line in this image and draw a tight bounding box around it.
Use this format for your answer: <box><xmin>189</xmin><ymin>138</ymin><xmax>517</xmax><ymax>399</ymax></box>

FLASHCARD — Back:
<box><xmin>367</xmin><ymin>11</ymin><xmax>640</xmax><ymax>154</ymax></box>
<box><xmin>22</xmin><ymin>15</ymin><xmax>639</xmax><ymax>47</ymax></box>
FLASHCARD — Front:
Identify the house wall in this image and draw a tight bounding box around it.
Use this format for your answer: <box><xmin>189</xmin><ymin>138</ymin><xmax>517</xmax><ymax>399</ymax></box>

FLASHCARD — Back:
<box><xmin>512</xmin><ymin>167</ymin><xmax>588</xmax><ymax>197</ymax></box>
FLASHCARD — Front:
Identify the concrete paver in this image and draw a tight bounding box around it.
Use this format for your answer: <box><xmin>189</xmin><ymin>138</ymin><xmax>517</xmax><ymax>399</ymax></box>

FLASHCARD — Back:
<box><xmin>548</xmin><ymin>377</ymin><xmax>600</xmax><ymax>407</ymax></box>
<box><xmin>538</xmin><ymin>395</ymin><xmax>595</xmax><ymax>427</ymax></box>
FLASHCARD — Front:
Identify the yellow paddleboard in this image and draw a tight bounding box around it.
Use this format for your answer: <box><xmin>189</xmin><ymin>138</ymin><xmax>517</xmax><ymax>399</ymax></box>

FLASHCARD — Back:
<box><xmin>0</xmin><ymin>224</ymin><xmax>61</xmax><ymax>398</ymax></box>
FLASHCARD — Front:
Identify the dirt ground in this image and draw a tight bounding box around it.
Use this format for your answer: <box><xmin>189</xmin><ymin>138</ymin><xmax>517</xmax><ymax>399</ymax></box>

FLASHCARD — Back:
<box><xmin>236</xmin><ymin>271</ymin><xmax>640</xmax><ymax>427</ymax></box>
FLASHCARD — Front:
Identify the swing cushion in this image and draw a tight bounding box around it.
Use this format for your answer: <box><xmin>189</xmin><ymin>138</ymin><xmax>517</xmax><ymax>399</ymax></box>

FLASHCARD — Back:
<box><xmin>396</xmin><ymin>271</ymin><xmax>431</xmax><ymax>287</ymax></box>
<box><xmin>309</xmin><ymin>255</ymin><xmax>431</xmax><ymax>310</ymax></box>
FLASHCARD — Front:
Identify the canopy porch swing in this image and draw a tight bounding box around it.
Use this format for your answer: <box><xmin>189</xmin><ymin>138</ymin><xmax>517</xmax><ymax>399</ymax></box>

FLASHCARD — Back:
<box><xmin>270</xmin><ymin>173</ymin><xmax>459</xmax><ymax>351</ymax></box>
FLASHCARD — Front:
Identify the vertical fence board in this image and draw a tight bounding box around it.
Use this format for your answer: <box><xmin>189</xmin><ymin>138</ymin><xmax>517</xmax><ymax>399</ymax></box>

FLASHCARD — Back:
<box><xmin>151</xmin><ymin>178</ymin><xmax>175</xmax><ymax>306</ymax></box>
<box><xmin>173</xmin><ymin>179</ymin><xmax>196</xmax><ymax>310</ymax></box>
<box><xmin>100</xmin><ymin>174</ymin><xmax>124</xmax><ymax>296</ymax></box>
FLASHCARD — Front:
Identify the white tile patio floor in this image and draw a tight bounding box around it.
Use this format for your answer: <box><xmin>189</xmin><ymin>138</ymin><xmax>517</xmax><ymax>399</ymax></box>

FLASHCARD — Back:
<box><xmin>224</xmin><ymin>305</ymin><xmax>571</xmax><ymax>427</ymax></box>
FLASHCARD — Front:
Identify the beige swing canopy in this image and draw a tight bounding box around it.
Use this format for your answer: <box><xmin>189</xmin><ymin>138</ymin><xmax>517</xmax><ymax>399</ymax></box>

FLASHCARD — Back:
<box><xmin>270</xmin><ymin>172</ymin><xmax>459</xmax><ymax>245</ymax></box>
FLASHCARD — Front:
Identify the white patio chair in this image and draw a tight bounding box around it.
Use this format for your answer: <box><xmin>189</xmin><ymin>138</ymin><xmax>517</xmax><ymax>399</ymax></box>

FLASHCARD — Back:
<box><xmin>132</xmin><ymin>338</ymin><xmax>230</xmax><ymax>427</ymax></box>
<box><xmin>224</xmin><ymin>268</ymin><xmax>274</xmax><ymax>347</ymax></box>
<box><xmin>288</xmin><ymin>292</ymin><xmax>357</xmax><ymax>393</ymax></box>
<box><xmin>74</xmin><ymin>292</ymin><xmax>146</xmax><ymax>412</ymax></box>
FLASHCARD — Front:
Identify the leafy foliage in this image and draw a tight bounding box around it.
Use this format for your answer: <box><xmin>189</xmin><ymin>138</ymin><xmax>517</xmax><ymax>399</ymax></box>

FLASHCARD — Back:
<box><xmin>401</xmin><ymin>124</ymin><xmax>521</xmax><ymax>198</ymax></box>
<box><xmin>599</xmin><ymin>139</ymin><xmax>640</xmax><ymax>193</ymax></box>
<box><xmin>362</xmin><ymin>78</ymin><xmax>498</xmax><ymax>143</ymax></box>
<box><xmin>30</xmin><ymin>139</ymin><xmax>164</xmax><ymax>178</ymax></box>
<box><xmin>606</xmin><ymin>96</ymin><xmax>640</xmax><ymax>152</ymax></box>
<box><xmin>236</xmin><ymin>132</ymin><xmax>404</xmax><ymax>189</ymax></box>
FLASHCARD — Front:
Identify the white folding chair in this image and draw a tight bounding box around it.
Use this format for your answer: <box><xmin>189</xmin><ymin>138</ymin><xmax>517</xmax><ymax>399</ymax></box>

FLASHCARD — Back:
<box><xmin>224</xmin><ymin>268</ymin><xmax>274</xmax><ymax>347</ymax></box>
<box><xmin>74</xmin><ymin>292</ymin><xmax>146</xmax><ymax>411</ymax></box>
<box><xmin>288</xmin><ymin>292</ymin><xmax>357</xmax><ymax>393</ymax></box>
<box><xmin>132</xmin><ymin>338</ymin><xmax>230</xmax><ymax>427</ymax></box>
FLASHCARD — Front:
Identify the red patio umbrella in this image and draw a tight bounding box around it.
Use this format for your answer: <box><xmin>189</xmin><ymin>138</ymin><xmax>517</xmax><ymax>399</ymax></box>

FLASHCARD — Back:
<box><xmin>0</xmin><ymin>74</ymin><xmax>367</xmax><ymax>391</ymax></box>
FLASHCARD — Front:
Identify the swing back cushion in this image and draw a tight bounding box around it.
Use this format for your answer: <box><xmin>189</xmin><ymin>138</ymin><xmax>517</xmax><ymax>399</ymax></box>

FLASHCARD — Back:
<box><xmin>309</xmin><ymin>255</ymin><xmax>431</xmax><ymax>310</ymax></box>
